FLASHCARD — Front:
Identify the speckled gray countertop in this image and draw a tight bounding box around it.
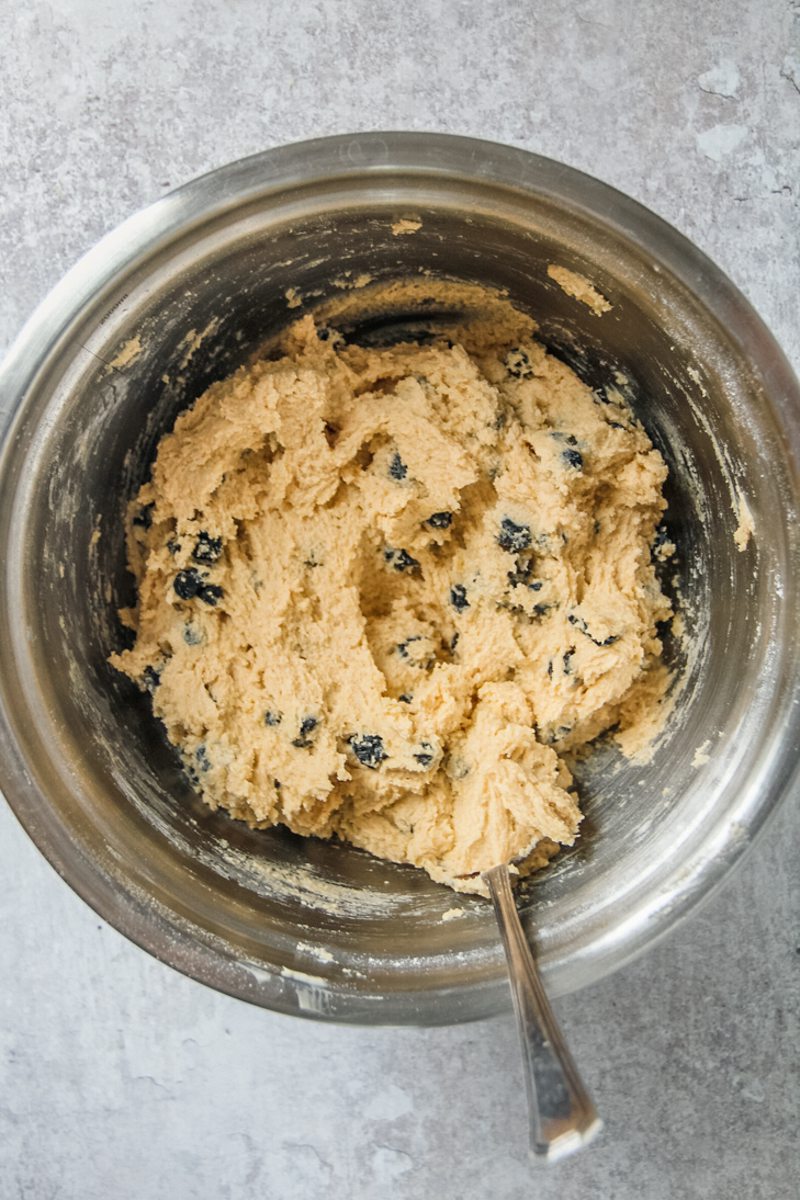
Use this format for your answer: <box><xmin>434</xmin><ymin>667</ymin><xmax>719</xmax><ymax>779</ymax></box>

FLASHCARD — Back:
<box><xmin>1</xmin><ymin>2</ymin><xmax>798</xmax><ymax>1197</ymax></box>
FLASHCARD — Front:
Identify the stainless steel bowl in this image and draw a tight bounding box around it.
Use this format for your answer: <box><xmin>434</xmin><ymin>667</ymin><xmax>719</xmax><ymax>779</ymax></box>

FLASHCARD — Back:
<box><xmin>0</xmin><ymin>133</ymin><xmax>798</xmax><ymax>1024</ymax></box>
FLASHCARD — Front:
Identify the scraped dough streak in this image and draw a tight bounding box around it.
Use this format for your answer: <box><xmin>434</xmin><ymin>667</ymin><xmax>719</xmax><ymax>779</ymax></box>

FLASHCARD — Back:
<box><xmin>111</xmin><ymin>304</ymin><xmax>671</xmax><ymax>894</ymax></box>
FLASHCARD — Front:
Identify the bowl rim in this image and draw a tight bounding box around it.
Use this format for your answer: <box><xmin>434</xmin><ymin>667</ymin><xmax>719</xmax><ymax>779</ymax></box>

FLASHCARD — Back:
<box><xmin>1</xmin><ymin>131</ymin><xmax>799</xmax><ymax>1025</ymax></box>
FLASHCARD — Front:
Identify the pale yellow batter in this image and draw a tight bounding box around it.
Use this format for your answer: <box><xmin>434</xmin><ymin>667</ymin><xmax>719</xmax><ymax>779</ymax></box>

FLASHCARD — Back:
<box><xmin>111</xmin><ymin>303</ymin><xmax>671</xmax><ymax>894</ymax></box>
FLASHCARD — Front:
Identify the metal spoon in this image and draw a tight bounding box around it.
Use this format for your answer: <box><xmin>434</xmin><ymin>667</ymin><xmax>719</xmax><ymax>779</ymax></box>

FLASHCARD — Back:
<box><xmin>483</xmin><ymin>862</ymin><xmax>602</xmax><ymax>1163</ymax></box>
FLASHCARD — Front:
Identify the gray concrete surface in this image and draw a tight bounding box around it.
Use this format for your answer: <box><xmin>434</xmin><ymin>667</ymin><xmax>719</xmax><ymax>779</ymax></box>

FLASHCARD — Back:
<box><xmin>1</xmin><ymin>1</ymin><xmax>798</xmax><ymax>1197</ymax></box>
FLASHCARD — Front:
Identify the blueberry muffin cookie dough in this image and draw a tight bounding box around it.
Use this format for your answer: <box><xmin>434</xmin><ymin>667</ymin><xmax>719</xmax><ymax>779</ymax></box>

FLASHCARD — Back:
<box><xmin>111</xmin><ymin>303</ymin><xmax>672</xmax><ymax>894</ymax></box>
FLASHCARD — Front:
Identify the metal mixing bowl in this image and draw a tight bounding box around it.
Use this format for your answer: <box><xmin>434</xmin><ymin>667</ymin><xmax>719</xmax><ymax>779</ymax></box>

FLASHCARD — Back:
<box><xmin>0</xmin><ymin>133</ymin><xmax>798</xmax><ymax>1024</ymax></box>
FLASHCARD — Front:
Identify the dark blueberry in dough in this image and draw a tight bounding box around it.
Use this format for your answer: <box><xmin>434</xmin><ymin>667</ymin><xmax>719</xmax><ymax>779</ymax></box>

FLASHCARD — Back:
<box><xmin>498</xmin><ymin>518</ymin><xmax>532</xmax><ymax>553</ymax></box>
<box><xmin>264</xmin><ymin>710</ymin><xmax>282</xmax><ymax>726</ymax></box>
<box><xmin>174</xmin><ymin>568</ymin><xmax>203</xmax><ymax>600</ymax></box>
<box><xmin>183</xmin><ymin>624</ymin><xmax>203</xmax><ymax>646</ymax></box>
<box><xmin>565</xmin><ymin>435</ymin><xmax>578</xmax><ymax>446</ymax></box>
<box><xmin>547</xmin><ymin>660</ymin><xmax>553</xmax><ymax>678</ymax></box>
<box><xmin>507</xmin><ymin>556</ymin><xmax>542</xmax><ymax>591</ymax></box>
<box><xmin>292</xmin><ymin>716</ymin><xmax>319</xmax><ymax>748</ymax></box>
<box><xmin>274</xmin><ymin>779</ymin><xmax>282</xmax><ymax>789</ymax></box>
<box><xmin>450</xmin><ymin>632</ymin><xmax>460</xmax><ymax>653</ymax></box>
<box><xmin>389</xmin><ymin>451</ymin><xmax>408</xmax><ymax>480</ymax></box>
<box><xmin>167</xmin><ymin>538</ymin><xmax>181</xmax><ymax>555</ymax></box>
<box><xmin>193</xmin><ymin>531</ymin><xmax>223</xmax><ymax>565</ymax></box>
<box><xmin>387</xmin><ymin>548</ymin><xmax>420</xmax><ymax>572</ymax></box>
<box><xmin>562</xmin><ymin>448</ymin><xmax>583</xmax><ymax>470</ymax></box>
<box><xmin>563</xmin><ymin>648</ymin><xmax>576</xmax><ymax>675</ymax></box>
<box><xmin>195</xmin><ymin>745</ymin><xmax>211</xmax><ymax>773</ymax></box>
<box><xmin>450</xmin><ymin>584</ymin><xmax>469</xmax><ymax>611</ymax></box>
<box><xmin>398</xmin><ymin>693</ymin><xmax>413</xmax><ymax>704</ymax></box>
<box><xmin>414</xmin><ymin>741</ymin><xmax>435</xmax><ymax>767</ymax></box>
<box><xmin>396</xmin><ymin>635</ymin><xmax>421</xmax><ymax>659</ymax></box>
<box><xmin>504</xmin><ymin>348</ymin><xmax>534</xmax><ymax>379</ymax></box>
<box><xmin>142</xmin><ymin>665</ymin><xmax>160</xmax><ymax>693</ymax></box>
<box><xmin>427</xmin><ymin>511</ymin><xmax>453</xmax><ymax>529</ymax></box>
<box><xmin>568</xmin><ymin>612</ymin><xmax>618</xmax><ymax>646</ymax></box>
<box><xmin>132</xmin><ymin>502</ymin><xmax>154</xmax><ymax>530</ymax></box>
<box><xmin>317</xmin><ymin>326</ymin><xmax>331</xmax><ymax>341</ymax></box>
<box><xmin>350</xmin><ymin>733</ymin><xmax>388</xmax><ymax>769</ymax></box>
<box><xmin>198</xmin><ymin>582</ymin><xmax>223</xmax><ymax>606</ymax></box>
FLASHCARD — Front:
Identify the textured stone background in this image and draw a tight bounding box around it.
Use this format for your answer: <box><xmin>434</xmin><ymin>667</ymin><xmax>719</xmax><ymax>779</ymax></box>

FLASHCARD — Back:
<box><xmin>1</xmin><ymin>2</ymin><xmax>798</xmax><ymax>1197</ymax></box>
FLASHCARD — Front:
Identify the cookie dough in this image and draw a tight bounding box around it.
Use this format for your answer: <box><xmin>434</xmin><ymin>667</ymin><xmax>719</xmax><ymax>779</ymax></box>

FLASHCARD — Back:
<box><xmin>111</xmin><ymin>305</ymin><xmax>671</xmax><ymax>894</ymax></box>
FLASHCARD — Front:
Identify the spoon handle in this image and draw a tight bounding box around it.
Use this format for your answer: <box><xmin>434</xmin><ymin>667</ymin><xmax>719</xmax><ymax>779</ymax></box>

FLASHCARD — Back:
<box><xmin>484</xmin><ymin>863</ymin><xmax>602</xmax><ymax>1163</ymax></box>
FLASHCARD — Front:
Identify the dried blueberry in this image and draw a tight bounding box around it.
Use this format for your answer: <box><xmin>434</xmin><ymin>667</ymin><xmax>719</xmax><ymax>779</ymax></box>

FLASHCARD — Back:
<box><xmin>385</xmin><ymin>547</ymin><xmax>420</xmax><ymax>573</ymax></box>
<box><xmin>142</xmin><ymin>665</ymin><xmax>160</xmax><ymax>693</ymax></box>
<box><xmin>198</xmin><ymin>582</ymin><xmax>223</xmax><ymax>606</ymax></box>
<box><xmin>174</xmin><ymin>569</ymin><xmax>202</xmax><ymax>600</ymax></box>
<box><xmin>562</xmin><ymin>447</ymin><xmax>583</xmax><ymax>470</ymax></box>
<box><xmin>397</xmin><ymin>635</ymin><xmax>421</xmax><ymax>659</ymax></box>
<box><xmin>567</xmin><ymin>612</ymin><xmax>618</xmax><ymax>646</ymax></box>
<box><xmin>167</xmin><ymin>538</ymin><xmax>181</xmax><ymax>555</ymax></box>
<box><xmin>504</xmin><ymin>348</ymin><xmax>534</xmax><ymax>379</ymax></box>
<box><xmin>398</xmin><ymin>693</ymin><xmax>413</xmax><ymax>704</ymax></box>
<box><xmin>450</xmin><ymin>584</ymin><xmax>469</xmax><ymax>611</ymax></box>
<box><xmin>389</xmin><ymin>451</ymin><xmax>408</xmax><ymax>480</ymax></box>
<box><xmin>563</xmin><ymin>648</ymin><xmax>576</xmax><ymax>675</ymax></box>
<box><xmin>414</xmin><ymin>741</ymin><xmax>435</xmax><ymax>767</ymax></box>
<box><xmin>349</xmin><ymin>733</ymin><xmax>387</xmax><ymax>769</ymax></box>
<box><xmin>507</xmin><ymin>556</ymin><xmax>542</xmax><ymax>591</ymax></box>
<box><xmin>132</xmin><ymin>502</ymin><xmax>154</xmax><ymax>530</ymax></box>
<box><xmin>292</xmin><ymin>716</ymin><xmax>319</xmax><ymax>748</ymax></box>
<box><xmin>264</xmin><ymin>710</ymin><xmax>282</xmax><ymax>726</ymax></box>
<box><xmin>566</xmin><ymin>435</ymin><xmax>578</xmax><ymax>446</ymax></box>
<box><xmin>498</xmin><ymin>518</ymin><xmax>532</xmax><ymax>553</ymax></box>
<box><xmin>195</xmin><ymin>745</ymin><xmax>211</xmax><ymax>773</ymax></box>
<box><xmin>426</xmin><ymin>511</ymin><xmax>452</xmax><ymax>529</ymax></box>
<box><xmin>193</xmin><ymin>531</ymin><xmax>223</xmax><ymax>565</ymax></box>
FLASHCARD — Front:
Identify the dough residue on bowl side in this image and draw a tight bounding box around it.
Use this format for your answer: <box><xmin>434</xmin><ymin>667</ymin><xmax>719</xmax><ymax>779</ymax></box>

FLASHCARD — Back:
<box><xmin>547</xmin><ymin>264</ymin><xmax>612</xmax><ymax>317</ymax></box>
